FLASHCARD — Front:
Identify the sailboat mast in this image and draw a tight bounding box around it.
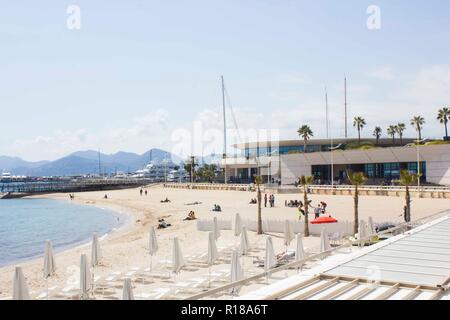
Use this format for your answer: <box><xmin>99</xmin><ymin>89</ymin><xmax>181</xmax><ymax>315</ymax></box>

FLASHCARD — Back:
<box><xmin>221</xmin><ymin>75</ymin><xmax>227</xmax><ymax>184</ymax></box>
<box><xmin>325</xmin><ymin>87</ymin><xmax>329</xmax><ymax>139</ymax></box>
<box><xmin>344</xmin><ymin>78</ymin><xmax>348</xmax><ymax>138</ymax></box>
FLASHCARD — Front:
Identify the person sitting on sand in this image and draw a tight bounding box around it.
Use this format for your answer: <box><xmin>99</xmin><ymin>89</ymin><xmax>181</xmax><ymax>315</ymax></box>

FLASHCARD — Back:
<box><xmin>160</xmin><ymin>197</ymin><xmax>171</xmax><ymax>203</ymax></box>
<box><xmin>184</xmin><ymin>211</ymin><xmax>197</xmax><ymax>220</ymax></box>
<box><xmin>212</xmin><ymin>204</ymin><xmax>222</xmax><ymax>212</ymax></box>
<box><xmin>104</xmin><ymin>194</ymin><xmax>108</xmax><ymax>199</ymax></box>
<box><xmin>157</xmin><ymin>219</ymin><xmax>172</xmax><ymax>229</ymax></box>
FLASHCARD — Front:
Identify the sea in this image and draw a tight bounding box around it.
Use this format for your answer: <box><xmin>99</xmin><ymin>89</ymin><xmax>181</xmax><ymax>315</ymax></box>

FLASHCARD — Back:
<box><xmin>0</xmin><ymin>198</ymin><xmax>125</xmax><ymax>267</ymax></box>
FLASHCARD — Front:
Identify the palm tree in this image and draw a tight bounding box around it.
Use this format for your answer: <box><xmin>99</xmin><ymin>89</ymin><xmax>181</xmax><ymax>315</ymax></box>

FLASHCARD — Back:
<box><xmin>410</xmin><ymin>116</ymin><xmax>425</xmax><ymax>141</ymax></box>
<box><xmin>398</xmin><ymin>170</ymin><xmax>420</xmax><ymax>223</ymax></box>
<box><xmin>298</xmin><ymin>175</ymin><xmax>314</xmax><ymax>237</ymax></box>
<box><xmin>297</xmin><ymin>125</ymin><xmax>313</xmax><ymax>153</ymax></box>
<box><xmin>437</xmin><ymin>107</ymin><xmax>450</xmax><ymax>138</ymax></box>
<box><xmin>254</xmin><ymin>175</ymin><xmax>263</xmax><ymax>235</ymax></box>
<box><xmin>396</xmin><ymin>123</ymin><xmax>406</xmax><ymax>145</ymax></box>
<box><xmin>353</xmin><ymin>117</ymin><xmax>366</xmax><ymax>145</ymax></box>
<box><xmin>373</xmin><ymin>126</ymin><xmax>382</xmax><ymax>145</ymax></box>
<box><xmin>347</xmin><ymin>171</ymin><xmax>367</xmax><ymax>235</ymax></box>
<box><xmin>387</xmin><ymin>125</ymin><xmax>396</xmax><ymax>144</ymax></box>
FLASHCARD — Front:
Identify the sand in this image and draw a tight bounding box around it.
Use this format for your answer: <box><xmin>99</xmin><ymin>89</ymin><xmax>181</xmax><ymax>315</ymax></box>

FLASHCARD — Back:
<box><xmin>0</xmin><ymin>185</ymin><xmax>448</xmax><ymax>299</ymax></box>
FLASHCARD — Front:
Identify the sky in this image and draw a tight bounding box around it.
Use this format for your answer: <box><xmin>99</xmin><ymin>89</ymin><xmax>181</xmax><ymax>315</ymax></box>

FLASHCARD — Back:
<box><xmin>1</xmin><ymin>0</ymin><xmax>450</xmax><ymax>161</ymax></box>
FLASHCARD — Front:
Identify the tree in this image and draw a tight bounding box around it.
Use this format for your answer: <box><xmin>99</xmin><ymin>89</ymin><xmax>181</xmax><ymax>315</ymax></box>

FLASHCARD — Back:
<box><xmin>373</xmin><ymin>126</ymin><xmax>382</xmax><ymax>145</ymax></box>
<box><xmin>297</xmin><ymin>125</ymin><xmax>313</xmax><ymax>153</ymax></box>
<box><xmin>437</xmin><ymin>107</ymin><xmax>450</xmax><ymax>138</ymax></box>
<box><xmin>353</xmin><ymin>117</ymin><xmax>366</xmax><ymax>145</ymax></box>
<box><xmin>410</xmin><ymin>116</ymin><xmax>425</xmax><ymax>141</ymax></box>
<box><xmin>396</xmin><ymin>123</ymin><xmax>406</xmax><ymax>145</ymax></box>
<box><xmin>184</xmin><ymin>157</ymin><xmax>198</xmax><ymax>182</ymax></box>
<box><xmin>398</xmin><ymin>170</ymin><xmax>420</xmax><ymax>223</ymax></box>
<box><xmin>298</xmin><ymin>175</ymin><xmax>314</xmax><ymax>237</ymax></box>
<box><xmin>196</xmin><ymin>164</ymin><xmax>217</xmax><ymax>182</ymax></box>
<box><xmin>254</xmin><ymin>175</ymin><xmax>263</xmax><ymax>235</ymax></box>
<box><xmin>347</xmin><ymin>171</ymin><xmax>367</xmax><ymax>235</ymax></box>
<box><xmin>387</xmin><ymin>125</ymin><xmax>397</xmax><ymax>144</ymax></box>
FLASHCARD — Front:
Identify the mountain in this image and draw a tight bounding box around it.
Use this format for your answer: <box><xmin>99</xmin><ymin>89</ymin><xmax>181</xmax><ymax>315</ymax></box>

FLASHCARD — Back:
<box><xmin>1</xmin><ymin>148</ymin><xmax>183</xmax><ymax>176</ymax></box>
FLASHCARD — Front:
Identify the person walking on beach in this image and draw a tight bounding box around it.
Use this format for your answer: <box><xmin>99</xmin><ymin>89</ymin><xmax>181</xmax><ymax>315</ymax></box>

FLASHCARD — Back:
<box><xmin>264</xmin><ymin>194</ymin><xmax>268</xmax><ymax>207</ymax></box>
<box><xmin>140</xmin><ymin>189</ymin><xmax>143</xmax><ymax>196</ymax></box>
<box><xmin>145</xmin><ymin>190</ymin><xmax>148</xmax><ymax>196</ymax></box>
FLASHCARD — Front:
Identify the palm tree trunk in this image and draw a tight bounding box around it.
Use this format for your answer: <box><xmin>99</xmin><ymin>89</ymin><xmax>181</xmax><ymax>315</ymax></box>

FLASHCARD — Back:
<box><xmin>353</xmin><ymin>185</ymin><xmax>359</xmax><ymax>235</ymax></box>
<box><xmin>405</xmin><ymin>186</ymin><xmax>411</xmax><ymax>222</ymax></box>
<box><xmin>400</xmin><ymin>134</ymin><xmax>403</xmax><ymax>144</ymax></box>
<box><xmin>358</xmin><ymin>129</ymin><xmax>361</xmax><ymax>145</ymax></box>
<box><xmin>304</xmin><ymin>138</ymin><xmax>307</xmax><ymax>153</ymax></box>
<box><xmin>445</xmin><ymin>121</ymin><xmax>449</xmax><ymax>137</ymax></box>
<box><xmin>257</xmin><ymin>186</ymin><xmax>262</xmax><ymax>234</ymax></box>
<box><xmin>392</xmin><ymin>135</ymin><xmax>395</xmax><ymax>144</ymax></box>
<box><xmin>418</xmin><ymin>129</ymin><xmax>422</xmax><ymax>141</ymax></box>
<box><xmin>303</xmin><ymin>188</ymin><xmax>309</xmax><ymax>237</ymax></box>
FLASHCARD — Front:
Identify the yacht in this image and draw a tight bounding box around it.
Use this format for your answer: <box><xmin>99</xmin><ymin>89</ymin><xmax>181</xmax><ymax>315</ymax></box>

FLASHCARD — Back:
<box><xmin>1</xmin><ymin>172</ymin><xmax>12</xmax><ymax>182</ymax></box>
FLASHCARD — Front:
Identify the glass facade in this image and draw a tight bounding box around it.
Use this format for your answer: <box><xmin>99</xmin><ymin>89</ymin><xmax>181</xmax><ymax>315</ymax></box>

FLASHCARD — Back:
<box><xmin>242</xmin><ymin>144</ymin><xmax>332</xmax><ymax>157</ymax></box>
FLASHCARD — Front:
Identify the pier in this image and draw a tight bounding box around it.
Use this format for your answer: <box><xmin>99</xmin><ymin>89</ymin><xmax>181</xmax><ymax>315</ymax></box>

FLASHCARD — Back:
<box><xmin>0</xmin><ymin>178</ymin><xmax>152</xmax><ymax>198</ymax></box>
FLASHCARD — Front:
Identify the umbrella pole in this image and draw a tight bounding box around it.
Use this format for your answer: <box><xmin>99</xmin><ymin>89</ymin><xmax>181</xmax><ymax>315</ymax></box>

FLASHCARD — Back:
<box><xmin>91</xmin><ymin>267</ymin><xmax>95</xmax><ymax>298</ymax></box>
<box><xmin>208</xmin><ymin>266</ymin><xmax>211</xmax><ymax>288</ymax></box>
<box><xmin>46</xmin><ymin>278</ymin><xmax>49</xmax><ymax>300</ymax></box>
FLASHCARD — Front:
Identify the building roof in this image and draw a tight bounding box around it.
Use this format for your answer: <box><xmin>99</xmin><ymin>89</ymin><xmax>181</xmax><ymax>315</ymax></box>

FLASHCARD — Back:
<box><xmin>232</xmin><ymin>138</ymin><xmax>416</xmax><ymax>149</ymax></box>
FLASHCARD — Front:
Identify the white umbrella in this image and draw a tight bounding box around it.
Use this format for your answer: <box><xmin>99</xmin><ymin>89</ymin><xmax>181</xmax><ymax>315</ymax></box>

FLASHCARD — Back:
<box><xmin>295</xmin><ymin>234</ymin><xmax>305</xmax><ymax>262</ymax></box>
<box><xmin>359</xmin><ymin>220</ymin><xmax>367</xmax><ymax>247</ymax></box>
<box><xmin>122</xmin><ymin>278</ymin><xmax>134</xmax><ymax>300</ymax></box>
<box><xmin>213</xmin><ymin>216</ymin><xmax>221</xmax><ymax>241</ymax></box>
<box><xmin>320</xmin><ymin>228</ymin><xmax>331</xmax><ymax>253</ymax></box>
<box><xmin>264</xmin><ymin>236</ymin><xmax>277</xmax><ymax>272</ymax></box>
<box><xmin>239</xmin><ymin>226</ymin><xmax>250</xmax><ymax>255</ymax></box>
<box><xmin>148</xmin><ymin>226</ymin><xmax>158</xmax><ymax>274</ymax></box>
<box><xmin>367</xmin><ymin>216</ymin><xmax>375</xmax><ymax>236</ymax></box>
<box><xmin>207</xmin><ymin>232</ymin><xmax>219</xmax><ymax>287</ymax></box>
<box><xmin>91</xmin><ymin>232</ymin><xmax>101</xmax><ymax>267</ymax></box>
<box><xmin>43</xmin><ymin>240</ymin><xmax>56</xmax><ymax>278</ymax></box>
<box><xmin>80</xmin><ymin>254</ymin><xmax>91</xmax><ymax>299</ymax></box>
<box><xmin>172</xmin><ymin>237</ymin><xmax>185</xmax><ymax>275</ymax></box>
<box><xmin>283</xmin><ymin>220</ymin><xmax>295</xmax><ymax>247</ymax></box>
<box><xmin>230</xmin><ymin>249</ymin><xmax>244</xmax><ymax>296</ymax></box>
<box><xmin>234</xmin><ymin>213</ymin><xmax>242</xmax><ymax>237</ymax></box>
<box><xmin>91</xmin><ymin>233</ymin><xmax>101</xmax><ymax>293</ymax></box>
<box><xmin>12</xmin><ymin>267</ymin><xmax>30</xmax><ymax>300</ymax></box>
<box><xmin>43</xmin><ymin>240</ymin><xmax>56</xmax><ymax>299</ymax></box>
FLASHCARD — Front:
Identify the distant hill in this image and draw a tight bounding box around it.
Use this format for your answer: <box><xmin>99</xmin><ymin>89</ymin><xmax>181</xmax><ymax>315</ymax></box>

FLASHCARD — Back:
<box><xmin>1</xmin><ymin>148</ymin><xmax>183</xmax><ymax>176</ymax></box>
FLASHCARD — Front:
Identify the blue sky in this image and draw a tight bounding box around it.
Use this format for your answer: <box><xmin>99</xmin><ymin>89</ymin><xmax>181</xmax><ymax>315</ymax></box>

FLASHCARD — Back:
<box><xmin>1</xmin><ymin>0</ymin><xmax>450</xmax><ymax>161</ymax></box>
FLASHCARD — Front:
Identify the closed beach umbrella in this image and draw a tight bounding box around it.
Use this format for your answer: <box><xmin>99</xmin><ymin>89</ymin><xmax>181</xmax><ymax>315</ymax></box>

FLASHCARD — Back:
<box><xmin>122</xmin><ymin>278</ymin><xmax>134</xmax><ymax>300</ymax></box>
<box><xmin>239</xmin><ymin>226</ymin><xmax>250</xmax><ymax>255</ymax></box>
<box><xmin>148</xmin><ymin>226</ymin><xmax>158</xmax><ymax>273</ymax></box>
<box><xmin>367</xmin><ymin>216</ymin><xmax>375</xmax><ymax>236</ymax></box>
<box><xmin>80</xmin><ymin>254</ymin><xmax>91</xmax><ymax>298</ymax></box>
<box><xmin>207</xmin><ymin>232</ymin><xmax>219</xmax><ymax>266</ymax></box>
<box><xmin>12</xmin><ymin>267</ymin><xmax>30</xmax><ymax>300</ymax></box>
<box><xmin>264</xmin><ymin>236</ymin><xmax>277</xmax><ymax>271</ymax></box>
<box><xmin>320</xmin><ymin>228</ymin><xmax>331</xmax><ymax>253</ymax></box>
<box><xmin>283</xmin><ymin>220</ymin><xmax>295</xmax><ymax>247</ymax></box>
<box><xmin>295</xmin><ymin>234</ymin><xmax>305</xmax><ymax>262</ymax></box>
<box><xmin>91</xmin><ymin>233</ymin><xmax>101</xmax><ymax>267</ymax></box>
<box><xmin>213</xmin><ymin>216</ymin><xmax>221</xmax><ymax>241</ymax></box>
<box><xmin>43</xmin><ymin>240</ymin><xmax>56</xmax><ymax>278</ymax></box>
<box><xmin>234</xmin><ymin>213</ymin><xmax>242</xmax><ymax>237</ymax></box>
<box><xmin>230</xmin><ymin>249</ymin><xmax>244</xmax><ymax>295</ymax></box>
<box><xmin>359</xmin><ymin>220</ymin><xmax>367</xmax><ymax>240</ymax></box>
<box><xmin>172</xmin><ymin>237</ymin><xmax>185</xmax><ymax>274</ymax></box>
<box><xmin>149</xmin><ymin>226</ymin><xmax>158</xmax><ymax>256</ymax></box>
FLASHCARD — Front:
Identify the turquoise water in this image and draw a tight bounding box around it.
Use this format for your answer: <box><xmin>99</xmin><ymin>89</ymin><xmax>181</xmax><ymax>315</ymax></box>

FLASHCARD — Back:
<box><xmin>0</xmin><ymin>198</ymin><xmax>125</xmax><ymax>267</ymax></box>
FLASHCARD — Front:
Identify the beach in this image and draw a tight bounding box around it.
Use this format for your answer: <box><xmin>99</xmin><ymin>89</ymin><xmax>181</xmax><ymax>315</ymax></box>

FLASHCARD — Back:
<box><xmin>0</xmin><ymin>185</ymin><xmax>449</xmax><ymax>299</ymax></box>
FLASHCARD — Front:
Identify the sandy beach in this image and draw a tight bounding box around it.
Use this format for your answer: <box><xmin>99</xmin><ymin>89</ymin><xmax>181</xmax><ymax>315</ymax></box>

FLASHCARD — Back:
<box><xmin>0</xmin><ymin>185</ymin><xmax>449</xmax><ymax>299</ymax></box>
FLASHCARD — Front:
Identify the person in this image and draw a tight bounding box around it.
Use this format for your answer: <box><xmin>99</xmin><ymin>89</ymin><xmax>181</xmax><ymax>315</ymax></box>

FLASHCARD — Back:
<box><xmin>157</xmin><ymin>219</ymin><xmax>172</xmax><ymax>229</ymax></box>
<box><xmin>320</xmin><ymin>201</ymin><xmax>327</xmax><ymax>214</ymax></box>
<box><xmin>314</xmin><ymin>204</ymin><xmax>321</xmax><ymax>219</ymax></box>
<box><xmin>145</xmin><ymin>190</ymin><xmax>148</xmax><ymax>196</ymax></box>
<box><xmin>104</xmin><ymin>194</ymin><xmax>108</xmax><ymax>199</ymax></box>
<box><xmin>140</xmin><ymin>189</ymin><xmax>143</xmax><ymax>196</ymax></box>
<box><xmin>264</xmin><ymin>194</ymin><xmax>268</xmax><ymax>207</ymax></box>
<box><xmin>184</xmin><ymin>211</ymin><xmax>197</xmax><ymax>220</ymax></box>
<box><xmin>160</xmin><ymin>197</ymin><xmax>170</xmax><ymax>203</ymax></box>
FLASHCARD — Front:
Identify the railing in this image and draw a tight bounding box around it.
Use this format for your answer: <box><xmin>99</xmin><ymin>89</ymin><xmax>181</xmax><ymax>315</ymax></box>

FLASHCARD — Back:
<box><xmin>185</xmin><ymin>209</ymin><xmax>450</xmax><ymax>300</ymax></box>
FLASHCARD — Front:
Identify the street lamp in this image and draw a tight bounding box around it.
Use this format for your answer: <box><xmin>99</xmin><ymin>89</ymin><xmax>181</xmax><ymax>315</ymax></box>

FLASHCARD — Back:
<box><xmin>328</xmin><ymin>143</ymin><xmax>343</xmax><ymax>187</ymax></box>
<box><xmin>415</xmin><ymin>138</ymin><xmax>428</xmax><ymax>190</ymax></box>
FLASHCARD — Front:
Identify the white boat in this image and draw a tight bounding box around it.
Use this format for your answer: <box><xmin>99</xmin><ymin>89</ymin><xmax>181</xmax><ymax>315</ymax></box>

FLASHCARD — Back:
<box><xmin>1</xmin><ymin>172</ymin><xmax>12</xmax><ymax>182</ymax></box>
